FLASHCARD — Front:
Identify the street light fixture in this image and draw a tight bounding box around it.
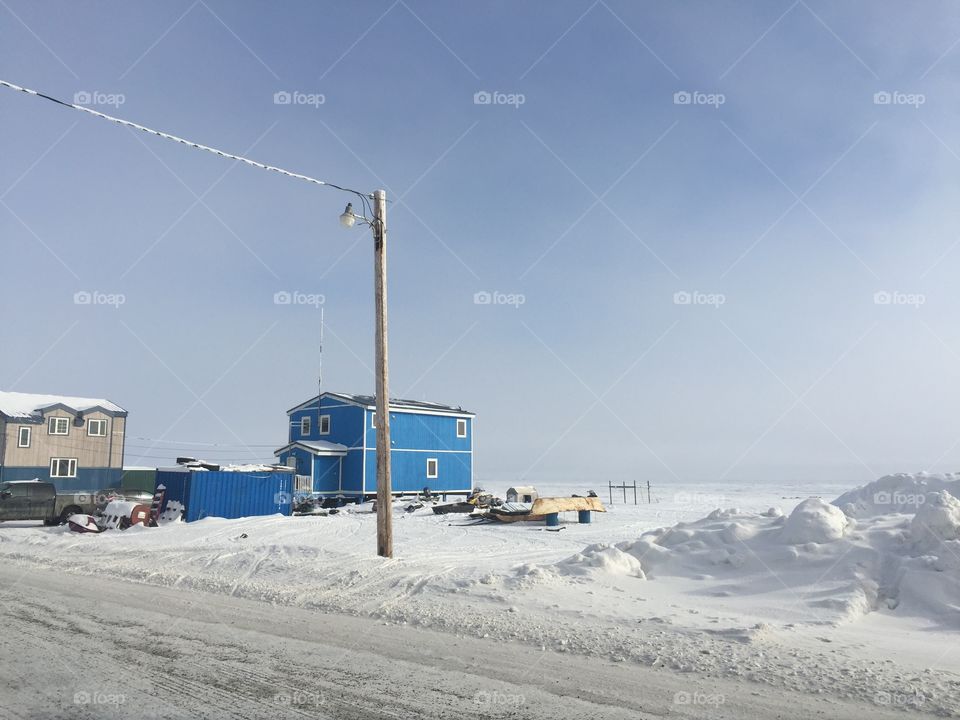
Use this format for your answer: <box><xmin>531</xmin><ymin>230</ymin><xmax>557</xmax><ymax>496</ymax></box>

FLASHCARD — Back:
<box><xmin>341</xmin><ymin>190</ymin><xmax>393</xmax><ymax>558</ymax></box>
<box><xmin>339</xmin><ymin>203</ymin><xmax>358</xmax><ymax>228</ymax></box>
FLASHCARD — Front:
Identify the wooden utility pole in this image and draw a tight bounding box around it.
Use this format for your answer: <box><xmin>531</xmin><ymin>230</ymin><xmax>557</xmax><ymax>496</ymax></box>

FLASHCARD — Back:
<box><xmin>373</xmin><ymin>189</ymin><xmax>393</xmax><ymax>558</ymax></box>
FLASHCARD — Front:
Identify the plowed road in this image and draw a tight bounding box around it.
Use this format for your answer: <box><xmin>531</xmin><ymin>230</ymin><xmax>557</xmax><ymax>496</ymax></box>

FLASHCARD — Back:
<box><xmin>0</xmin><ymin>566</ymin><xmax>925</xmax><ymax>719</ymax></box>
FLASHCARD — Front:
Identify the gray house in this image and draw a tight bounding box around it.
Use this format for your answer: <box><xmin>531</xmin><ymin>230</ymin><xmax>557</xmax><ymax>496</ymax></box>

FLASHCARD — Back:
<box><xmin>0</xmin><ymin>391</ymin><xmax>127</xmax><ymax>491</ymax></box>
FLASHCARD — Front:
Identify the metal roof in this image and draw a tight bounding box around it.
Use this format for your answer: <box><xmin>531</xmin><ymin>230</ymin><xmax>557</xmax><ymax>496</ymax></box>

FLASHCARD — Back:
<box><xmin>287</xmin><ymin>392</ymin><xmax>473</xmax><ymax>416</ymax></box>
<box><xmin>274</xmin><ymin>440</ymin><xmax>349</xmax><ymax>456</ymax></box>
<box><xmin>0</xmin><ymin>390</ymin><xmax>127</xmax><ymax>419</ymax></box>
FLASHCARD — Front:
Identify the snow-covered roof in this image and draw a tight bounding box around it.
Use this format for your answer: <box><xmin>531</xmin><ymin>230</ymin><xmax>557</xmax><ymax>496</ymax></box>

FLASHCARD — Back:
<box><xmin>274</xmin><ymin>440</ymin><xmax>348</xmax><ymax>456</ymax></box>
<box><xmin>0</xmin><ymin>390</ymin><xmax>126</xmax><ymax>419</ymax></box>
<box><xmin>288</xmin><ymin>392</ymin><xmax>473</xmax><ymax>417</ymax></box>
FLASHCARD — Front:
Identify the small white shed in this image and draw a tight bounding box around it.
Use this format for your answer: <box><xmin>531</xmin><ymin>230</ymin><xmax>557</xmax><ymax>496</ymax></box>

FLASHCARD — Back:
<box><xmin>506</xmin><ymin>486</ymin><xmax>539</xmax><ymax>504</ymax></box>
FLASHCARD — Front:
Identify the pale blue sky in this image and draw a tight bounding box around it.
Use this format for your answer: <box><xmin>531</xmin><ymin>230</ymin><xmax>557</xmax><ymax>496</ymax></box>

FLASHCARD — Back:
<box><xmin>2</xmin><ymin>1</ymin><xmax>960</xmax><ymax>488</ymax></box>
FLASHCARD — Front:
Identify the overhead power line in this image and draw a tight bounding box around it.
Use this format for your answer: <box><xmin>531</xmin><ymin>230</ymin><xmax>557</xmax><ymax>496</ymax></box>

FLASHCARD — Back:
<box><xmin>0</xmin><ymin>79</ymin><xmax>373</xmax><ymax>211</ymax></box>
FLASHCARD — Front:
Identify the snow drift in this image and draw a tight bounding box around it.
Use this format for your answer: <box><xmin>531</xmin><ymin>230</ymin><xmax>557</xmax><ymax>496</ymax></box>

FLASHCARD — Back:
<box><xmin>553</xmin><ymin>474</ymin><xmax>960</xmax><ymax>628</ymax></box>
<box><xmin>833</xmin><ymin>472</ymin><xmax>960</xmax><ymax>518</ymax></box>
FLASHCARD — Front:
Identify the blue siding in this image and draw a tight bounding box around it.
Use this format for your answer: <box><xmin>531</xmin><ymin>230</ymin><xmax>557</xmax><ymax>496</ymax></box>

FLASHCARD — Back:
<box><xmin>285</xmin><ymin>394</ymin><xmax>473</xmax><ymax>498</ymax></box>
<box><xmin>365</xmin><ymin>412</ymin><xmax>471</xmax><ymax>453</ymax></box>
<box><xmin>312</xmin><ymin>455</ymin><xmax>341</xmax><ymax>493</ymax></box>
<box><xmin>279</xmin><ymin>446</ymin><xmax>314</xmax><ymax>476</ymax></box>
<box><xmin>290</xmin><ymin>398</ymin><xmax>365</xmax><ymax>446</ymax></box>
<box><xmin>0</xmin><ymin>466</ymin><xmax>121</xmax><ymax>491</ymax></box>
<box><xmin>340</xmin><ymin>450</ymin><xmax>364</xmax><ymax>494</ymax></box>
<box><xmin>318</xmin><ymin>399</ymin><xmax>365</xmax><ymax>447</ymax></box>
<box><xmin>156</xmin><ymin>470</ymin><xmax>292</xmax><ymax>522</ymax></box>
<box><xmin>364</xmin><ymin>449</ymin><xmax>472</xmax><ymax>493</ymax></box>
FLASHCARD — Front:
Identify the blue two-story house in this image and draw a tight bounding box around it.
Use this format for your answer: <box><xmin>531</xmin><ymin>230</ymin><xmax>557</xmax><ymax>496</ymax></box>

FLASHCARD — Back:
<box><xmin>274</xmin><ymin>392</ymin><xmax>474</xmax><ymax>498</ymax></box>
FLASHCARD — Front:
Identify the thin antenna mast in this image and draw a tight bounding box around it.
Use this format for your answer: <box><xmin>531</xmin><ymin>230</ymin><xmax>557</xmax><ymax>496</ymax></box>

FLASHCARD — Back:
<box><xmin>318</xmin><ymin>306</ymin><xmax>324</xmax><ymax>422</ymax></box>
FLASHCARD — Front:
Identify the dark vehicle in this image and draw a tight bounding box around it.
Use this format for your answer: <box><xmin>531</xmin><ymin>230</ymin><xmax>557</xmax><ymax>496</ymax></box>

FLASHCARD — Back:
<box><xmin>0</xmin><ymin>481</ymin><xmax>99</xmax><ymax>525</ymax></box>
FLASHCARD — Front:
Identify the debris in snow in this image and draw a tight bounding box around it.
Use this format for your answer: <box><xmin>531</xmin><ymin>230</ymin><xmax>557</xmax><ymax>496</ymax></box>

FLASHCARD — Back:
<box><xmin>66</xmin><ymin>515</ymin><xmax>101</xmax><ymax>533</ymax></box>
<box><xmin>158</xmin><ymin>500</ymin><xmax>184</xmax><ymax>523</ymax></box>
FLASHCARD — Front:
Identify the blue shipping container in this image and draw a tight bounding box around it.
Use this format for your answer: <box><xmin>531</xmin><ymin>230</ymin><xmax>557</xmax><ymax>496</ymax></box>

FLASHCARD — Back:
<box><xmin>156</xmin><ymin>470</ymin><xmax>292</xmax><ymax>522</ymax></box>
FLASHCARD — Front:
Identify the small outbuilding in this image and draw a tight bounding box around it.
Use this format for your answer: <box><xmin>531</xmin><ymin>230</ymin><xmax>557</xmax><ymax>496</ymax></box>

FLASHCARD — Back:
<box><xmin>506</xmin><ymin>486</ymin><xmax>539</xmax><ymax>504</ymax></box>
<box><xmin>155</xmin><ymin>468</ymin><xmax>293</xmax><ymax>522</ymax></box>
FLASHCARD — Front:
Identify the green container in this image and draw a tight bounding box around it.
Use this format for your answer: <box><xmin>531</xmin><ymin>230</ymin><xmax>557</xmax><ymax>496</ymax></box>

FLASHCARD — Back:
<box><xmin>121</xmin><ymin>468</ymin><xmax>157</xmax><ymax>494</ymax></box>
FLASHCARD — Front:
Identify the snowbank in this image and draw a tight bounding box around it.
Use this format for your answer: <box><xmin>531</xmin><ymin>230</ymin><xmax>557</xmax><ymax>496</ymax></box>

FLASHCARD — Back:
<box><xmin>833</xmin><ymin>472</ymin><xmax>960</xmax><ymax>518</ymax></box>
<box><xmin>779</xmin><ymin>498</ymin><xmax>850</xmax><ymax>544</ymax></box>
<box><xmin>553</xmin><ymin>484</ymin><xmax>960</xmax><ymax>628</ymax></box>
<box><xmin>911</xmin><ymin>490</ymin><xmax>960</xmax><ymax>549</ymax></box>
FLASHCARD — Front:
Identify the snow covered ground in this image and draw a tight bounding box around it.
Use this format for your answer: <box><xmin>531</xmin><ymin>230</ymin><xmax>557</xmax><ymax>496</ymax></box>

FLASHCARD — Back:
<box><xmin>1</xmin><ymin>475</ymin><xmax>959</xmax><ymax>717</ymax></box>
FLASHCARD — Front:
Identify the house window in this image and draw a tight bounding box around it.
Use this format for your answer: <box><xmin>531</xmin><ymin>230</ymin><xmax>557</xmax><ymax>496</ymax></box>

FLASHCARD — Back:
<box><xmin>48</xmin><ymin>417</ymin><xmax>69</xmax><ymax>435</ymax></box>
<box><xmin>286</xmin><ymin>455</ymin><xmax>298</xmax><ymax>473</ymax></box>
<box><xmin>300</xmin><ymin>416</ymin><xmax>311</xmax><ymax>436</ymax></box>
<box><xmin>371</xmin><ymin>413</ymin><xmax>376</xmax><ymax>428</ymax></box>
<box><xmin>426</xmin><ymin>458</ymin><xmax>438</xmax><ymax>479</ymax></box>
<box><xmin>87</xmin><ymin>419</ymin><xmax>107</xmax><ymax>437</ymax></box>
<box><xmin>456</xmin><ymin>419</ymin><xmax>467</xmax><ymax>438</ymax></box>
<box><xmin>17</xmin><ymin>426</ymin><xmax>31</xmax><ymax>448</ymax></box>
<box><xmin>50</xmin><ymin>458</ymin><xmax>77</xmax><ymax>478</ymax></box>
<box><xmin>319</xmin><ymin>415</ymin><xmax>331</xmax><ymax>435</ymax></box>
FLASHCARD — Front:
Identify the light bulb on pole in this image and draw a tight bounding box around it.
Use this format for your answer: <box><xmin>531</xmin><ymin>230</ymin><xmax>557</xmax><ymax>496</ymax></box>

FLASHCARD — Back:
<box><xmin>339</xmin><ymin>203</ymin><xmax>357</xmax><ymax>228</ymax></box>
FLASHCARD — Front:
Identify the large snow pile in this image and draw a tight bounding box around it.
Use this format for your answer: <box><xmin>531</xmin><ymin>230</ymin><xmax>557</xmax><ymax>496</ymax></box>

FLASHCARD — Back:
<box><xmin>833</xmin><ymin>472</ymin><xmax>960</xmax><ymax>517</ymax></box>
<box><xmin>551</xmin><ymin>484</ymin><xmax>960</xmax><ymax>627</ymax></box>
<box><xmin>779</xmin><ymin>498</ymin><xmax>850</xmax><ymax>544</ymax></box>
<box><xmin>911</xmin><ymin>490</ymin><xmax>960</xmax><ymax>549</ymax></box>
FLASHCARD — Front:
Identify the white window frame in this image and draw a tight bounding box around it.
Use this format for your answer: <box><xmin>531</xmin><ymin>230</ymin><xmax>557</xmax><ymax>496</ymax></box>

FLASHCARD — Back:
<box><xmin>48</xmin><ymin>417</ymin><xmax>69</xmax><ymax>435</ymax></box>
<box><xmin>371</xmin><ymin>413</ymin><xmax>376</xmax><ymax>428</ymax></box>
<box><xmin>87</xmin><ymin>419</ymin><xmax>108</xmax><ymax>437</ymax></box>
<box><xmin>300</xmin><ymin>416</ymin><xmax>311</xmax><ymax>436</ymax></box>
<box><xmin>456</xmin><ymin>418</ymin><xmax>467</xmax><ymax>438</ymax></box>
<box><xmin>50</xmin><ymin>457</ymin><xmax>77</xmax><ymax>478</ymax></box>
<box><xmin>17</xmin><ymin>426</ymin><xmax>31</xmax><ymax>448</ymax></box>
<box><xmin>319</xmin><ymin>414</ymin><xmax>331</xmax><ymax>435</ymax></box>
<box><xmin>426</xmin><ymin>458</ymin><xmax>438</xmax><ymax>479</ymax></box>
